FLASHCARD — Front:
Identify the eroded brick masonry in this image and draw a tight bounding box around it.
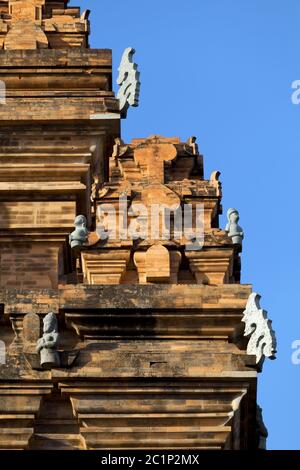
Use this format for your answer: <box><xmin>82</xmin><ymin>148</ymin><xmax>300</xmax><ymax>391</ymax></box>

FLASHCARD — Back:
<box><xmin>0</xmin><ymin>0</ymin><xmax>270</xmax><ymax>450</ymax></box>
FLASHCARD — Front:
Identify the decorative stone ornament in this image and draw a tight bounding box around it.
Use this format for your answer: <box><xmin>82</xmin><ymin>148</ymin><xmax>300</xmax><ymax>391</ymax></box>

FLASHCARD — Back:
<box><xmin>36</xmin><ymin>312</ymin><xmax>60</xmax><ymax>369</ymax></box>
<box><xmin>242</xmin><ymin>293</ymin><xmax>277</xmax><ymax>366</ymax></box>
<box><xmin>117</xmin><ymin>47</ymin><xmax>140</xmax><ymax>118</ymax></box>
<box><xmin>225</xmin><ymin>208</ymin><xmax>244</xmax><ymax>246</ymax></box>
<box><xmin>69</xmin><ymin>215</ymin><xmax>88</xmax><ymax>249</ymax></box>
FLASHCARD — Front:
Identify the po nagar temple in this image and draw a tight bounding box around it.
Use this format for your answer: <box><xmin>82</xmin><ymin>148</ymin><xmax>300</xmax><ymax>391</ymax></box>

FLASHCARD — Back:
<box><xmin>0</xmin><ymin>0</ymin><xmax>276</xmax><ymax>450</ymax></box>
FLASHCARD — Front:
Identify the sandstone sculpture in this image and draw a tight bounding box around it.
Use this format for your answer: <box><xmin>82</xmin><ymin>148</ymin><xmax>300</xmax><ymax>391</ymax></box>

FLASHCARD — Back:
<box><xmin>225</xmin><ymin>208</ymin><xmax>244</xmax><ymax>245</ymax></box>
<box><xmin>36</xmin><ymin>312</ymin><xmax>60</xmax><ymax>369</ymax></box>
<box><xmin>69</xmin><ymin>215</ymin><xmax>88</xmax><ymax>249</ymax></box>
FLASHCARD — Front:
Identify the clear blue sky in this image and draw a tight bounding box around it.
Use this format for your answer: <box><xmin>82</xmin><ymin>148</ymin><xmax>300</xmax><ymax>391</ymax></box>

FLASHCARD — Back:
<box><xmin>73</xmin><ymin>0</ymin><xmax>300</xmax><ymax>450</ymax></box>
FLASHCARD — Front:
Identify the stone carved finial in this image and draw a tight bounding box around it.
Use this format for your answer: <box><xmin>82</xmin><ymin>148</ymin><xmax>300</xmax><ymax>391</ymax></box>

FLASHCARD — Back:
<box><xmin>36</xmin><ymin>312</ymin><xmax>60</xmax><ymax>369</ymax></box>
<box><xmin>69</xmin><ymin>215</ymin><xmax>88</xmax><ymax>249</ymax></box>
<box><xmin>184</xmin><ymin>136</ymin><xmax>199</xmax><ymax>155</ymax></box>
<box><xmin>117</xmin><ymin>47</ymin><xmax>141</xmax><ymax>118</ymax></box>
<box><xmin>225</xmin><ymin>208</ymin><xmax>244</xmax><ymax>246</ymax></box>
<box><xmin>242</xmin><ymin>293</ymin><xmax>277</xmax><ymax>366</ymax></box>
<box><xmin>80</xmin><ymin>10</ymin><xmax>91</xmax><ymax>21</ymax></box>
<box><xmin>210</xmin><ymin>171</ymin><xmax>222</xmax><ymax>198</ymax></box>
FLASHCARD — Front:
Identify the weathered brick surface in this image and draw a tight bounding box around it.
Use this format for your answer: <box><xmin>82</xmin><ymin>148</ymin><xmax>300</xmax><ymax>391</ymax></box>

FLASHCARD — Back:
<box><xmin>0</xmin><ymin>243</ymin><xmax>61</xmax><ymax>288</ymax></box>
<box><xmin>0</xmin><ymin>287</ymin><xmax>58</xmax><ymax>314</ymax></box>
<box><xmin>0</xmin><ymin>202</ymin><xmax>75</xmax><ymax>228</ymax></box>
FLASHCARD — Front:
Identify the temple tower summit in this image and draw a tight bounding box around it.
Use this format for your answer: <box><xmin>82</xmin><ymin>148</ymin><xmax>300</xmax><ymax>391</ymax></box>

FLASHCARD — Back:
<box><xmin>0</xmin><ymin>0</ymin><xmax>276</xmax><ymax>450</ymax></box>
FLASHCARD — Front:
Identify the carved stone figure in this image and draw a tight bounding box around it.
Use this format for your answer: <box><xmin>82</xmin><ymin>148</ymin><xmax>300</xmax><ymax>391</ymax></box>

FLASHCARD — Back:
<box><xmin>69</xmin><ymin>215</ymin><xmax>88</xmax><ymax>249</ymax></box>
<box><xmin>184</xmin><ymin>136</ymin><xmax>199</xmax><ymax>155</ymax></box>
<box><xmin>242</xmin><ymin>293</ymin><xmax>277</xmax><ymax>366</ymax></box>
<box><xmin>36</xmin><ymin>312</ymin><xmax>60</xmax><ymax>369</ymax></box>
<box><xmin>225</xmin><ymin>208</ymin><xmax>244</xmax><ymax>245</ymax></box>
<box><xmin>117</xmin><ymin>47</ymin><xmax>140</xmax><ymax>117</ymax></box>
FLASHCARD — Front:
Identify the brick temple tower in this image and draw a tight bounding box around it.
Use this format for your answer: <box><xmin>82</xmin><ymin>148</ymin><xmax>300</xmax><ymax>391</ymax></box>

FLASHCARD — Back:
<box><xmin>0</xmin><ymin>0</ymin><xmax>275</xmax><ymax>450</ymax></box>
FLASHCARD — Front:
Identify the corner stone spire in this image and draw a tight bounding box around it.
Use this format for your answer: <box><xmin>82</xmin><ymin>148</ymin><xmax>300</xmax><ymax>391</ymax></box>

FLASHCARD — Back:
<box><xmin>0</xmin><ymin>0</ymin><xmax>90</xmax><ymax>49</ymax></box>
